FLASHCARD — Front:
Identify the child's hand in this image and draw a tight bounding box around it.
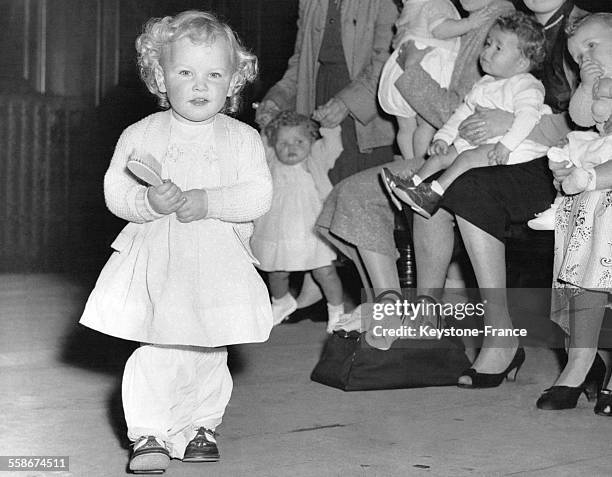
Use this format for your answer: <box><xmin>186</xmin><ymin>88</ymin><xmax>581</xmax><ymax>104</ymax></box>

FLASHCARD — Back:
<box><xmin>579</xmin><ymin>58</ymin><xmax>604</xmax><ymax>89</ymax></box>
<box><xmin>428</xmin><ymin>140</ymin><xmax>448</xmax><ymax>156</ymax></box>
<box><xmin>147</xmin><ymin>181</ymin><xmax>184</xmax><ymax>215</ymax></box>
<box><xmin>468</xmin><ymin>7</ymin><xmax>495</xmax><ymax>29</ymax></box>
<box><xmin>313</xmin><ymin>97</ymin><xmax>349</xmax><ymax>128</ymax></box>
<box><xmin>396</xmin><ymin>40</ymin><xmax>433</xmax><ymax>70</ymax></box>
<box><xmin>487</xmin><ymin>142</ymin><xmax>510</xmax><ymax>165</ymax></box>
<box><xmin>175</xmin><ymin>189</ymin><xmax>208</xmax><ymax>223</ymax></box>
<box><xmin>255</xmin><ymin>99</ymin><xmax>280</xmax><ymax>128</ymax></box>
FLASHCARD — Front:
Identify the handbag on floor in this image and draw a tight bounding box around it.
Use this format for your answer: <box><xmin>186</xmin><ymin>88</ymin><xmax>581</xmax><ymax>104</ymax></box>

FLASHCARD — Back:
<box><xmin>310</xmin><ymin>298</ymin><xmax>471</xmax><ymax>391</ymax></box>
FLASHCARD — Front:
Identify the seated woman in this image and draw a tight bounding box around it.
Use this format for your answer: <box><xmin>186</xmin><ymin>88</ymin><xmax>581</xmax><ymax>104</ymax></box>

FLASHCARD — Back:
<box><xmin>317</xmin><ymin>0</ymin><xmax>585</xmax><ymax>386</ymax></box>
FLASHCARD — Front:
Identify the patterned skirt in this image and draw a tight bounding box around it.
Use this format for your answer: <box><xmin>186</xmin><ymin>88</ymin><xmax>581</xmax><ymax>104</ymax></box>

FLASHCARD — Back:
<box><xmin>551</xmin><ymin>189</ymin><xmax>612</xmax><ymax>333</ymax></box>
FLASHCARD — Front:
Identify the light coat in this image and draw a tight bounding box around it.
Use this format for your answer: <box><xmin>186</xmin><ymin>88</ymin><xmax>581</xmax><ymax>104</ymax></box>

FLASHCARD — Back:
<box><xmin>264</xmin><ymin>0</ymin><xmax>398</xmax><ymax>152</ymax></box>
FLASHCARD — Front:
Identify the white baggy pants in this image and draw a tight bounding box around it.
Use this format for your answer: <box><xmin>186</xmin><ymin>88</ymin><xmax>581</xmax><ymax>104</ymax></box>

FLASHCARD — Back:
<box><xmin>122</xmin><ymin>344</ymin><xmax>232</xmax><ymax>459</ymax></box>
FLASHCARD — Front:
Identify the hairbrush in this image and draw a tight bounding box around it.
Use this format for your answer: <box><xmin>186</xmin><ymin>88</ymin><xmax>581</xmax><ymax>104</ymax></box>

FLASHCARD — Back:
<box><xmin>127</xmin><ymin>152</ymin><xmax>164</xmax><ymax>187</ymax></box>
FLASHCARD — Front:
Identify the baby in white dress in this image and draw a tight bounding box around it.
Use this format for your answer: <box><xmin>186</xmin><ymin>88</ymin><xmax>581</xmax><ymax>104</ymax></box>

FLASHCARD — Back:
<box><xmin>251</xmin><ymin>111</ymin><xmax>345</xmax><ymax>333</ymax></box>
<box><xmin>378</xmin><ymin>0</ymin><xmax>496</xmax><ymax>162</ymax></box>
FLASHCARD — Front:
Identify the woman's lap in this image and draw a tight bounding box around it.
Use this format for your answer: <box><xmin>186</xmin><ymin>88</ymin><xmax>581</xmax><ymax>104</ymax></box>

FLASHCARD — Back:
<box><xmin>442</xmin><ymin>157</ymin><xmax>557</xmax><ymax>242</ymax></box>
<box><xmin>317</xmin><ymin>157</ymin><xmax>556</xmax><ymax>264</ymax></box>
<box><xmin>317</xmin><ymin>158</ymin><xmax>408</xmax><ymax>256</ymax></box>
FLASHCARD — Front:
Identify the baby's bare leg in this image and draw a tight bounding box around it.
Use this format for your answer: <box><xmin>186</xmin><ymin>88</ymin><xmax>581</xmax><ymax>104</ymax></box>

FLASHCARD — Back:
<box><xmin>417</xmin><ymin>146</ymin><xmax>458</xmax><ymax>181</ymax></box>
<box><xmin>436</xmin><ymin>144</ymin><xmax>494</xmax><ymax>190</ymax></box>
<box><xmin>268</xmin><ymin>271</ymin><xmax>291</xmax><ymax>299</ymax></box>
<box><xmin>413</xmin><ymin>115</ymin><xmax>436</xmax><ymax>162</ymax></box>
<box><xmin>396</xmin><ymin>116</ymin><xmax>416</xmax><ymax>160</ymax></box>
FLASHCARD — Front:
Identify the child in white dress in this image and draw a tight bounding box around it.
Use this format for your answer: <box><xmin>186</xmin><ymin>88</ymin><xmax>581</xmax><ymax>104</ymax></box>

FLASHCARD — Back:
<box><xmin>377</xmin><ymin>0</ymin><xmax>496</xmax><ymax>161</ymax></box>
<box><xmin>529</xmin><ymin>13</ymin><xmax>612</xmax><ymax>230</ymax></box>
<box><xmin>79</xmin><ymin>10</ymin><xmax>272</xmax><ymax>474</ymax></box>
<box><xmin>251</xmin><ymin>111</ymin><xmax>345</xmax><ymax>333</ymax></box>
<box><xmin>382</xmin><ymin>12</ymin><xmax>551</xmax><ymax>219</ymax></box>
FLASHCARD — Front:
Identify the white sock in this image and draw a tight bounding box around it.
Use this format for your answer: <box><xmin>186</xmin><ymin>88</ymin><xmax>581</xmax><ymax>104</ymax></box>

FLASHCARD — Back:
<box><xmin>412</xmin><ymin>174</ymin><xmax>423</xmax><ymax>186</ymax></box>
<box><xmin>431</xmin><ymin>180</ymin><xmax>445</xmax><ymax>196</ymax></box>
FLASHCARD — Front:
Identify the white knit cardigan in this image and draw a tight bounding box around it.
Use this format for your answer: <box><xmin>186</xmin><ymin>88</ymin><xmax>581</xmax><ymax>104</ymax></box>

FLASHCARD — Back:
<box><xmin>103</xmin><ymin>110</ymin><xmax>273</xmax><ymax>253</ymax></box>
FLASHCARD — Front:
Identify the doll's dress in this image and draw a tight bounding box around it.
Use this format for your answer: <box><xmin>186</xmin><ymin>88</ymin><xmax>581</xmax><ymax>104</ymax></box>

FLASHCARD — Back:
<box><xmin>378</xmin><ymin>0</ymin><xmax>460</xmax><ymax>118</ymax></box>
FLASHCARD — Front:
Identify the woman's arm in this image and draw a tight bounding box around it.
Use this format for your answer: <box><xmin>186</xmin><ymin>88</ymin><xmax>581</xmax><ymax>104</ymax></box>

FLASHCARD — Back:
<box><xmin>394</xmin><ymin>40</ymin><xmax>465</xmax><ymax>129</ymax></box>
<box><xmin>334</xmin><ymin>1</ymin><xmax>397</xmax><ymax>125</ymax></box>
<box><xmin>458</xmin><ymin>109</ymin><xmax>572</xmax><ymax>148</ymax></box>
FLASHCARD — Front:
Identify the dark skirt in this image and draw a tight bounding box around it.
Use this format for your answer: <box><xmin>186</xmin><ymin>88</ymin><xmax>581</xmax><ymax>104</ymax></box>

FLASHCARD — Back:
<box><xmin>442</xmin><ymin>157</ymin><xmax>557</xmax><ymax>241</ymax></box>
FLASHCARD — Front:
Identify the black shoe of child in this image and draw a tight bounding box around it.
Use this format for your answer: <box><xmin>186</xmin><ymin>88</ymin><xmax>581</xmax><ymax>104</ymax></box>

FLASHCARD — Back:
<box><xmin>380</xmin><ymin>167</ymin><xmax>416</xmax><ymax>211</ymax></box>
<box><xmin>183</xmin><ymin>427</ymin><xmax>220</xmax><ymax>462</ymax></box>
<box><xmin>392</xmin><ymin>182</ymin><xmax>442</xmax><ymax>219</ymax></box>
<box><xmin>129</xmin><ymin>436</ymin><xmax>170</xmax><ymax>474</ymax></box>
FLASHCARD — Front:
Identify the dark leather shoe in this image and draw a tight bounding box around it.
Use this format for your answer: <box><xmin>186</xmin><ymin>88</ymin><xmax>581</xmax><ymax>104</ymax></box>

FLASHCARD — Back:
<box><xmin>536</xmin><ymin>385</ymin><xmax>585</xmax><ymax>410</ymax></box>
<box><xmin>183</xmin><ymin>427</ymin><xmax>219</xmax><ymax>462</ymax></box>
<box><xmin>392</xmin><ymin>182</ymin><xmax>442</xmax><ymax>219</ymax></box>
<box><xmin>380</xmin><ymin>167</ymin><xmax>415</xmax><ymax>210</ymax></box>
<box><xmin>129</xmin><ymin>436</ymin><xmax>170</xmax><ymax>474</ymax></box>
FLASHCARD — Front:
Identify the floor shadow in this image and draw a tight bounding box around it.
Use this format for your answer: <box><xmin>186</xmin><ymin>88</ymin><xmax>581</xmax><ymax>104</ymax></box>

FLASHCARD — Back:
<box><xmin>60</xmin><ymin>323</ymin><xmax>137</xmax><ymax>373</ymax></box>
<box><xmin>108</xmin><ymin>377</ymin><xmax>131</xmax><ymax>450</ymax></box>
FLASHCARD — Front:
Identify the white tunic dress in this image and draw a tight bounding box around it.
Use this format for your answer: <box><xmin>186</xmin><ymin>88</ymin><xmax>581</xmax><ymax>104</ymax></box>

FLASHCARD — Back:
<box><xmin>80</xmin><ymin>113</ymin><xmax>273</xmax><ymax>347</ymax></box>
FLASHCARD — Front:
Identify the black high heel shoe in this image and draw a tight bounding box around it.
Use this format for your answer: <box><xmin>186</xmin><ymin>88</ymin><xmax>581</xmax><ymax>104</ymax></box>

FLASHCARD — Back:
<box><xmin>583</xmin><ymin>353</ymin><xmax>606</xmax><ymax>402</ymax></box>
<box><xmin>457</xmin><ymin>348</ymin><xmax>525</xmax><ymax>389</ymax></box>
<box><xmin>536</xmin><ymin>385</ymin><xmax>587</xmax><ymax>410</ymax></box>
<box><xmin>536</xmin><ymin>354</ymin><xmax>606</xmax><ymax>410</ymax></box>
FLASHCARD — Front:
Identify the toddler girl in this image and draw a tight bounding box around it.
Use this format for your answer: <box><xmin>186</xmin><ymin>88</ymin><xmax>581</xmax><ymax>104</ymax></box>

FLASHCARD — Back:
<box><xmin>251</xmin><ymin>111</ymin><xmax>345</xmax><ymax>334</ymax></box>
<box><xmin>382</xmin><ymin>12</ymin><xmax>551</xmax><ymax>219</ymax></box>
<box><xmin>529</xmin><ymin>12</ymin><xmax>612</xmax><ymax>230</ymax></box>
<box><xmin>377</xmin><ymin>0</ymin><xmax>496</xmax><ymax>161</ymax></box>
<box><xmin>79</xmin><ymin>11</ymin><xmax>272</xmax><ymax>474</ymax></box>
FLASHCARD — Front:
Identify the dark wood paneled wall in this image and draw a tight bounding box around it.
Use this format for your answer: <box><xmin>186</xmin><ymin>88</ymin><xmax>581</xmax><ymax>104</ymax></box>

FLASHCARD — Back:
<box><xmin>0</xmin><ymin>0</ymin><xmax>299</xmax><ymax>272</ymax></box>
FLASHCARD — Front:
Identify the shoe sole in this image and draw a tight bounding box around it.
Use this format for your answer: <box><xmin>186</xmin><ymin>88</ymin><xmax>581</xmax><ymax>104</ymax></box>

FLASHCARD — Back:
<box><xmin>392</xmin><ymin>189</ymin><xmax>432</xmax><ymax>219</ymax></box>
<box><xmin>182</xmin><ymin>455</ymin><xmax>220</xmax><ymax>463</ymax></box>
<box><xmin>130</xmin><ymin>452</ymin><xmax>170</xmax><ymax>474</ymax></box>
<box><xmin>379</xmin><ymin>169</ymin><xmax>403</xmax><ymax>211</ymax></box>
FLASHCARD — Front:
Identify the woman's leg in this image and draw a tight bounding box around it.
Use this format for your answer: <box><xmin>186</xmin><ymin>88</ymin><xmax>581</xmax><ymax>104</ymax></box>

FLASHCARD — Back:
<box><xmin>412</xmin><ymin>208</ymin><xmax>455</xmax><ymax>297</ymax></box>
<box><xmin>312</xmin><ymin>264</ymin><xmax>343</xmax><ymax>306</ymax></box>
<box><xmin>554</xmin><ymin>290</ymin><xmax>608</xmax><ymax>387</ymax></box>
<box><xmin>455</xmin><ymin>217</ymin><xmax>520</xmax><ymax>380</ymax></box>
<box><xmin>317</xmin><ymin>159</ymin><xmax>410</xmax><ymax>300</ymax></box>
<box><xmin>358</xmin><ymin>249</ymin><xmax>401</xmax><ymax>290</ymax></box>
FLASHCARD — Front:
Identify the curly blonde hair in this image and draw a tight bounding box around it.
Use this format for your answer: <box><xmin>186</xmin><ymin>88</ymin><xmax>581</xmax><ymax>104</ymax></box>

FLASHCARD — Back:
<box><xmin>136</xmin><ymin>10</ymin><xmax>257</xmax><ymax>113</ymax></box>
<box><xmin>263</xmin><ymin>111</ymin><xmax>320</xmax><ymax>147</ymax></box>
